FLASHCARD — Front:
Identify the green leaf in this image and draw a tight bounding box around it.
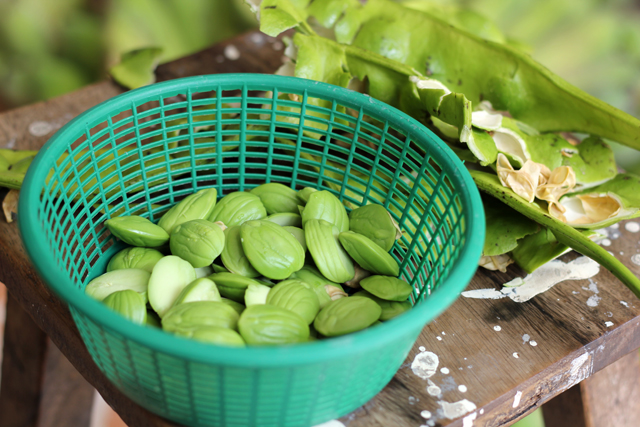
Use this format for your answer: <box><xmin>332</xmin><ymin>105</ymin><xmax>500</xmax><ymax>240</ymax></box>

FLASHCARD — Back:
<box><xmin>471</xmin><ymin>170</ymin><xmax>640</xmax><ymax>298</ymax></box>
<box><xmin>510</xmin><ymin>228</ymin><xmax>570</xmax><ymax>274</ymax></box>
<box><xmin>260</xmin><ymin>0</ymin><xmax>313</xmax><ymax>37</ymax></box>
<box><xmin>109</xmin><ymin>47</ymin><xmax>163</xmax><ymax>90</ymax></box>
<box><xmin>483</xmin><ymin>198</ymin><xmax>538</xmax><ymax>256</ymax></box>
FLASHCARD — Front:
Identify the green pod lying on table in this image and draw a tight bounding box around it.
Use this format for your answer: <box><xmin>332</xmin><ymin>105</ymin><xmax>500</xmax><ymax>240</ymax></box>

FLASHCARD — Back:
<box><xmin>158</xmin><ymin>188</ymin><xmax>218</xmax><ymax>234</ymax></box>
<box><xmin>107</xmin><ymin>247</ymin><xmax>164</xmax><ymax>273</ymax></box>
<box><xmin>174</xmin><ymin>326</ymin><xmax>246</xmax><ymax>347</ymax></box>
<box><xmin>240</xmin><ymin>220</ymin><xmax>305</xmax><ymax>280</ymax></box>
<box><xmin>170</xmin><ymin>219</ymin><xmax>225</xmax><ymax>268</ymax></box>
<box><xmin>102</xmin><ymin>290</ymin><xmax>148</xmax><ymax>325</ymax></box>
<box><xmin>314</xmin><ymin>296</ymin><xmax>381</xmax><ymax>337</ymax></box>
<box><xmin>105</xmin><ymin>215</ymin><xmax>169</xmax><ymax>247</ymax></box>
<box><xmin>208</xmin><ymin>191</ymin><xmax>267</xmax><ymax>226</ymax></box>
<box><xmin>85</xmin><ymin>269</ymin><xmax>150</xmax><ymax>302</ymax></box>
<box><xmin>238</xmin><ymin>304</ymin><xmax>309</xmax><ymax>345</ymax></box>
<box><xmin>250</xmin><ymin>183</ymin><xmax>300</xmax><ymax>214</ymax></box>
<box><xmin>162</xmin><ymin>301</ymin><xmax>240</xmax><ymax>334</ymax></box>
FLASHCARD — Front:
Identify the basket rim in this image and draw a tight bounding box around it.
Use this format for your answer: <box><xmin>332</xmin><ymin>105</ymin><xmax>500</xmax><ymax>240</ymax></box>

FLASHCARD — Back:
<box><xmin>18</xmin><ymin>73</ymin><xmax>485</xmax><ymax>366</ymax></box>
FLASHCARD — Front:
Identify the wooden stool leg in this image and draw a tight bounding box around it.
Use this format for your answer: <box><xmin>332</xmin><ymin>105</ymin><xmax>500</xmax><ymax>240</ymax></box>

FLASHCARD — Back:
<box><xmin>543</xmin><ymin>351</ymin><xmax>640</xmax><ymax>427</ymax></box>
<box><xmin>0</xmin><ymin>293</ymin><xmax>48</xmax><ymax>427</ymax></box>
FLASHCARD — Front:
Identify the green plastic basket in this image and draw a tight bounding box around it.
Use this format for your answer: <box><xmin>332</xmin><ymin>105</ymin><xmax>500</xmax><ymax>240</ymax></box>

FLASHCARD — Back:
<box><xmin>19</xmin><ymin>74</ymin><xmax>484</xmax><ymax>427</ymax></box>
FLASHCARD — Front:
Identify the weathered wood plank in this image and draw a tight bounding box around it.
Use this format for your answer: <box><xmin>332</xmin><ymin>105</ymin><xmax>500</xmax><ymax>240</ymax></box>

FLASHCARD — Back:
<box><xmin>1</xmin><ymin>29</ymin><xmax>640</xmax><ymax>427</ymax></box>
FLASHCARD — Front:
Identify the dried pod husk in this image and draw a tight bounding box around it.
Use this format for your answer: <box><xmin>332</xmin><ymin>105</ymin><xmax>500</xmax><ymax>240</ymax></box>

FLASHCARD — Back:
<box><xmin>238</xmin><ymin>304</ymin><xmax>309</xmax><ymax>345</ymax></box>
<box><xmin>105</xmin><ymin>215</ymin><xmax>169</xmax><ymax>247</ymax></box>
<box><xmin>250</xmin><ymin>183</ymin><xmax>300</xmax><ymax>214</ymax></box>
<box><xmin>478</xmin><ymin>254</ymin><xmax>514</xmax><ymax>272</ymax></box>
<box><xmin>343</xmin><ymin>262</ymin><xmax>372</xmax><ymax>289</ymax></box>
<box><xmin>325</xmin><ymin>285</ymin><xmax>347</xmax><ymax>301</ymax></box>
<box><xmin>208</xmin><ymin>191</ymin><xmax>267</xmax><ymax>226</ymax></box>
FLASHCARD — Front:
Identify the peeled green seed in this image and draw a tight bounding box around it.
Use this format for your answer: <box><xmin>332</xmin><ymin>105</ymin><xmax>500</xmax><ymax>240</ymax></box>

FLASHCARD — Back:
<box><xmin>353</xmin><ymin>290</ymin><xmax>412</xmax><ymax>321</ymax></box>
<box><xmin>283</xmin><ymin>226</ymin><xmax>307</xmax><ymax>252</ymax></box>
<box><xmin>238</xmin><ymin>305</ymin><xmax>309</xmax><ymax>345</ymax></box>
<box><xmin>174</xmin><ymin>326</ymin><xmax>246</xmax><ymax>347</ymax></box>
<box><xmin>339</xmin><ymin>231</ymin><xmax>399</xmax><ymax>276</ymax></box>
<box><xmin>314</xmin><ymin>297</ymin><xmax>381</xmax><ymax>337</ymax></box>
<box><xmin>208</xmin><ymin>191</ymin><xmax>267</xmax><ymax>226</ymax></box>
<box><xmin>169</xmin><ymin>219</ymin><xmax>225</xmax><ymax>268</ymax></box>
<box><xmin>208</xmin><ymin>272</ymin><xmax>263</xmax><ymax>303</ymax></box>
<box><xmin>158</xmin><ymin>188</ymin><xmax>218</xmax><ymax>234</ymax></box>
<box><xmin>221</xmin><ymin>298</ymin><xmax>246</xmax><ymax>315</ymax></box>
<box><xmin>288</xmin><ymin>265</ymin><xmax>342</xmax><ymax>309</ymax></box>
<box><xmin>244</xmin><ymin>283</ymin><xmax>271</xmax><ymax>306</ymax></box>
<box><xmin>85</xmin><ymin>269</ymin><xmax>150</xmax><ymax>302</ymax></box>
<box><xmin>301</xmin><ymin>190</ymin><xmax>349</xmax><ymax>232</ymax></box>
<box><xmin>250</xmin><ymin>183</ymin><xmax>300</xmax><ymax>214</ymax></box>
<box><xmin>162</xmin><ymin>301</ymin><xmax>239</xmax><ymax>333</ymax></box>
<box><xmin>195</xmin><ymin>265</ymin><xmax>213</xmax><ymax>278</ymax></box>
<box><xmin>349</xmin><ymin>204</ymin><xmax>401</xmax><ymax>251</ymax></box>
<box><xmin>297</xmin><ymin>187</ymin><xmax>318</xmax><ymax>204</ymax></box>
<box><xmin>107</xmin><ymin>247</ymin><xmax>164</xmax><ymax>273</ymax></box>
<box><xmin>305</xmin><ymin>219</ymin><xmax>354</xmax><ymax>283</ymax></box>
<box><xmin>360</xmin><ymin>275</ymin><xmax>413</xmax><ymax>302</ymax></box>
<box><xmin>148</xmin><ymin>256</ymin><xmax>197</xmax><ymax>317</ymax></box>
<box><xmin>211</xmin><ymin>263</ymin><xmax>229</xmax><ymax>273</ymax></box>
<box><xmin>240</xmin><ymin>220</ymin><xmax>305</xmax><ymax>280</ymax></box>
<box><xmin>265</xmin><ymin>212</ymin><xmax>302</xmax><ymax>227</ymax></box>
<box><xmin>105</xmin><ymin>215</ymin><xmax>169</xmax><ymax>247</ymax></box>
<box><xmin>266</xmin><ymin>279</ymin><xmax>320</xmax><ymax>324</ymax></box>
<box><xmin>171</xmin><ymin>278</ymin><xmax>221</xmax><ymax>307</ymax></box>
<box><xmin>221</xmin><ymin>226</ymin><xmax>261</xmax><ymax>277</ymax></box>
<box><xmin>102</xmin><ymin>290</ymin><xmax>147</xmax><ymax>325</ymax></box>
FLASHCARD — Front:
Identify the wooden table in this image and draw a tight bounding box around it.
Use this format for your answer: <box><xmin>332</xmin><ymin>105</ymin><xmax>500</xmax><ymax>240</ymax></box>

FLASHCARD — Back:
<box><xmin>1</xmin><ymin>30</ymin><xmax>640</xmax><ymax>427</ymax></box>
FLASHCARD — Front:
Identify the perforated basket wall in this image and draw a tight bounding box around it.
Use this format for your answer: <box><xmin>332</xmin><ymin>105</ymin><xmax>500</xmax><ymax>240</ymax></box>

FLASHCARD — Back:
<box><xmin>19</xmin><ymin>74</ymin><xmax>484</xmax><ymax>427</ymax></box>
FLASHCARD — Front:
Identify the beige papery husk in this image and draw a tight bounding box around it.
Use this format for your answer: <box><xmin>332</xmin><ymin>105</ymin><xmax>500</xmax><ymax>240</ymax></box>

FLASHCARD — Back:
<box><xmin>496</xmin><ymin>153</ymin><xmax>549</xmax><ymax>203</ymax></box>
<box><xmin>478</xmin><ymin>254</ymin><xmax>514</xmax><ymax>273</ymax></box>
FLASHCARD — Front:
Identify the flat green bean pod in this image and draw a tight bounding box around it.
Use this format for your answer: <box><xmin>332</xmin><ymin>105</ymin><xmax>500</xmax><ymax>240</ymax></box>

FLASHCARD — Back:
<box><xmin>238</xmin><ymin>304</ymin><xmax>309</xmax><ymax>345</ymax></box>
<box><xmin>174</xmin><ymin>326</ymin><xmax>246</xmax><ymax>347</ymax></box>
<box><xmin>221</xmin><ymin>226</ymin><xmax>261</xmax><ymax>277</ymax></box>
<box><xmin>313</xmin><ymin>296</ymin><xmax>381</xmax><ymax>337</ymax></box>
<box><xmin>208</xmin><ymin>191</ymin><xmax>267</xmax><ymax>226</ymax></box>
<box><xmin>348</xmin><ymin>204</ymin><xmax>401</xmax><ymax>252</ymax></box>
<box><xmin>158</xmin><ymin>188</ymin><xmax>218</xmax><ymax>234</ymax></box>
<box><xmin>169</xmin><ymin>219</ymin><xmax>225</xmax><ymax>268</ymax></box>
<box><xmin>240</xmin><ymin>220</ymin><xmax>305</xmax><ymax>280</ymax></box>
<box><xmin>360</xmin><ymin>275</ymin><xmax>413</xmax><ymax>302</ymax></box>
<box><xmin>301</xmin><ymin>190</ymin><xmax>349</xmax><ymax>232</ymax></box>
<box><xmin>339</xmin><ymin>231</ymin><xmax>399</xmax><ymax>276</ymax></box>
<box><xmin>102</xmin><ymin>290</ymin><xmax>147</xmax><ymax>325</ymax></box>
<box><xmin>105</xmin><ymin>215</ymin><xmax>169</xmax><ymax>247</ymax></box>
<box><xmin>106</xmin><ymin>247</ymin><xmax>164</xmax><ymax>273</ymax></box>
<box><xmin>85</xmin><ymin>269</ymin><xmax>150</xmax><ymax>302</ymax></box>
<box><xmin>148</xmin><ymin>255</ymin><xmax>197</xmax><ymax>317</ymax></box>
<box><xmin>266</xmin><ymin>279</ymin><xmax>320</xmax><ymax>324</ymax></box>
<box><xmin>305</xmin><ymin>219</ymin><xmax>354</xmax><ymax>283</ymax></box>
<box><xmin>250</xmin><ymin>183</ymin><xmax>300</xmax><ymax>214</ymax></box>
<box><xmin>171</xmin><ymin>278</ymin><xmax>221</xmax><ymax>307</ymax></box>
<box><xmin>162</xmin><ymin>301</ymin><xmax>240</xmax><ymax>334</ymax></box>
<box><xmin>208</xmin><ymin>272</ymin><xmax>264</xmax><ymax>303</ymax></box>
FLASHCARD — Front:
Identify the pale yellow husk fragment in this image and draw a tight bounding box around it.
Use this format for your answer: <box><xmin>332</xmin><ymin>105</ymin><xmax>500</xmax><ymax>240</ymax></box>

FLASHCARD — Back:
<box><xmin>478</xmin><ymin>254</ymin><xmax>513</xmax><ymax>273</ymax></box>
<box><xmin>549</xmin><ymin>193</ymin><xmax>631</xmax><ymax>226</ymax></box>
<box><xmin>2</xmin><ymin>189</ymin><xmax>19</xmax><ymax>223</ymax></box>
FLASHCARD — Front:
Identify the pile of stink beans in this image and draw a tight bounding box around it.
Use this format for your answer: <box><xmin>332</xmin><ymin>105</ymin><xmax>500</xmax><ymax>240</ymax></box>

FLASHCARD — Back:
<box><xmin>86</xmin><ymin>184</ymin><xmax>413</xmax><ymax>346</ymax></box>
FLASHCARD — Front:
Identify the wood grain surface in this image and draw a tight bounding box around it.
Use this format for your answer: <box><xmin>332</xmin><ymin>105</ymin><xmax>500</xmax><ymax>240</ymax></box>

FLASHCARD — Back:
<box><xmin>1</xmin><ymin>30</ymin><xmax>640</xmax><ymax>427</ymax></box>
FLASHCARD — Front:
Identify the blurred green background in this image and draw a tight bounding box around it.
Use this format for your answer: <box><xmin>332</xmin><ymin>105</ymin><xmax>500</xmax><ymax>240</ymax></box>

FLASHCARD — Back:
<box><xmin>1</xmin><ymin>1</ymin><xmax>639</xmax><ymax>425</ymax></box>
